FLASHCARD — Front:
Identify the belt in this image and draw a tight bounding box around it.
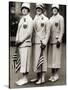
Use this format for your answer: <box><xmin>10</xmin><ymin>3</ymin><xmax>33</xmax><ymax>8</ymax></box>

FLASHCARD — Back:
<box><xmin>32</xmin><ymin>43</ymin><xmax>41</xmax><ymax>45</ymax></box>
<box><xmin>49</xmin><ymin>43</ymin><xmax>62</xmax><ymax>45</ymax></box>
<box><xmin>19</xmin><ymin>46</ymin><xmax>32</xmax><ymax>48</ymax></box>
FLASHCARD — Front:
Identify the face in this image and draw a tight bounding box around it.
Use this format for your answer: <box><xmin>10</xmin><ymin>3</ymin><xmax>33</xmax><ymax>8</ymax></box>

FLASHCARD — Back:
<box><xmin>36</xmin><ymin>8</ymin><xmax>42</xmax><ymax>15</ymax></box>
<box><xmin>52</xmin><ymin>8</ymin><xmax>58</xmax><ymax>15</ymax></box>
<box><xmin>21</xmin><ymin>8</ymin><xmax>28</xmax><ymax>15</ymax></box>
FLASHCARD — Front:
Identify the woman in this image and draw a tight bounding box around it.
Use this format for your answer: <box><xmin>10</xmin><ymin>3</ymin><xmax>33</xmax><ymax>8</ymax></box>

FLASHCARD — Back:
<box><xmin>48</xmin><ymin>4</ymin><xmax>64</xmax><ymax>82</ymax></box>
<box><xmin>15</xmin><ymin>3</ymin><xmax>33</xmax><ymax>85</ymax></box>
<box><xmin>31</xmin><ymin>3</ymin><xmax>50</xmax><ymax>84</ymax></box>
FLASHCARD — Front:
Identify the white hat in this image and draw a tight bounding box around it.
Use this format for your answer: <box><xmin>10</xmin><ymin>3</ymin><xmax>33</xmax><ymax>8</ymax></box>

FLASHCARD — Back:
<box><xmin>21</xmin><ymin>3</ymin><xmax>30</xmax><ymax>10</ymax></box>
<box><xmin>52</xmin><ymin>4</ymin><xmax>59</xmax><ymax>9</ymax></box>
<box><xmin>36</xmin><ymin>3</ymin><xmax>44</xmax><ymax>10</ymax></box>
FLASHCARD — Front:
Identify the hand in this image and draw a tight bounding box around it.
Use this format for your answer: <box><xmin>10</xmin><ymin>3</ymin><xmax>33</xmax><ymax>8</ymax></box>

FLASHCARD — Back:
<box><xmin>40</xmin><ymin>43</ymin><xmax>46</xmax><ymax>50</ymax></box>
<box><xmin>56</xmin><ymin>41</ymin><xmax>60</xmax><ymax>48</ymax></box>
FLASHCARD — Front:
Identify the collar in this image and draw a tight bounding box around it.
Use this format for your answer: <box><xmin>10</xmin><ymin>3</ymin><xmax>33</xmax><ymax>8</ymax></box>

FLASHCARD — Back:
<box><xmin>23</xmin><ymin>14</ymin><xmax>29</xmax><ymax>18</ymax></box>
<box><xmin>36</xmin><ymin>14</ymin><xmax>44</xmax><ymax>17</ymax></box>
<box><xmin>53</xmin><ymin>13</ymin><xmax>59</xmax><ymax>17</ymax></box>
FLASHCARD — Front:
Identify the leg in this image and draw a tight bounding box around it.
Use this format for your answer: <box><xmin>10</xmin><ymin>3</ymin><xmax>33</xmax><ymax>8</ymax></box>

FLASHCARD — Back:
<box><xmin>55</xmin><ymin>68</ymin><xmax>59</xmax><ymax>72</ymax></box>
<box><xmin>15</xmin><ymin>48</ymin><xmax>30</xmax><ymax>86</ymax></box>
<box><xmin>53</xmin><ymin>68</ymin><xmax>59</xmax><ymax>81</ymax></box>
<box><xmin>49</xmin><ymin>68</ymin><xmax>55</xmax><ymax>81</ymax></box>
<box><xmin>35</xmin><ymin>72</ymin><xmax>46</xmax><ymax>85</ymax></box>
<box><xmin>52</xmin><ymin>68</ymin><xmax>56</xmax><ymax>75</ymax></box>
<box><xmin>31</xmin><ymin>45</ymin><xmax>41</xmax><ymax>82</ymax></box>
<box><xmin>30</xmin><ymin>72</ymin><xmax>40</xmax><ymax>82</ymax></box>
<box><xmin>41</xmin><ymin>72</ymin><xmax>46</xmax><ymax>83</ymax></box>
<box><xmin>49</xmin><ymin>68</ymin><xmax>59</xmax><ymax>82</ymax></box>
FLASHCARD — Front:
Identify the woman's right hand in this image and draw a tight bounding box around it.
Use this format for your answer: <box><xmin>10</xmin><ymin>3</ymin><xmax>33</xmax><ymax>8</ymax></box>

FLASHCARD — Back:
<box><xmin>40</xmin><ymin>40</ymin><xmax>46</xmax><ymax>50</ymax></box>
<box><xmin>56</xmin><ymin>41</ymin><xmax>60</xmax><ymax>48</ymax></box>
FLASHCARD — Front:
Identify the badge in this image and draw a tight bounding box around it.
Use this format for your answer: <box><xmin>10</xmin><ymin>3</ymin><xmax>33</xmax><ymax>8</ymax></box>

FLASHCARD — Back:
<box><xmin>23</xmin><ymin>24</ymin><xmax>27</xmax><ymax>29</ymax></box>
<box><xmin>55</xmin><ymin>22</ymin><xmax>58</xmax><ymax>27</ymax></box>
<box><xmin>41</xmin><ymin>23</ymin><xmax>44</xmax><ymax>27</ymax></box>
<box><xmin>41</xmin><ymin>17</ymin><xmax>43</xmax><ymax>20</ymax></box>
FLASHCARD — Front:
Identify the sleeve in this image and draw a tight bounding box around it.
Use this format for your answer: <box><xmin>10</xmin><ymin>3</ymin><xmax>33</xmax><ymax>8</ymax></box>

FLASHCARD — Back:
<box><xmin>42</xmin><ymin>19</ymin><xmax>50</xmax><ymax>45</ymax></box>
<box><xmin>33</xmin><ymin>16</ymin><xmax>37</xmax><ymax>31</ymax></box>
<box><xmin>58</xmin><ymin>16</ymin><xmax>64</xmax><ymax>42</ymax></box>
<box><xmin>19</xmin><ymin>18</ymin><xmax>33</xmax><ymax>42</ymax></box>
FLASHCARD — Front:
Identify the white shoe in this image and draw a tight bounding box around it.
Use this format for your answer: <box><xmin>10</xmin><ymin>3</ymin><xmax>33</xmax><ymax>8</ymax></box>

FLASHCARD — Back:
<box><xmin>41</xmin><ymin>73</ymin><xmax>45</xmax><ymax>83</ymax></box>
<box><xmin>35</xmin><ymin>78</ymin><xmax>41</xmax><ymax>85</ymax></box>
<box><xmin>53</xmin><ymin>74</ymin><xmax>59</xmax><ymax>82</ymax></box>
<box><xmin>35</xmin><ymin>73</ymin><xmax>45</xmax><ymax>85</ymax></box>
<box><xmin>49</xmin><ymin>76</ymin><xmax>54</xmax><ymax>81</ymax></box>
<box><xmin>50</xmin><ymin>74</ymin><xmax>59</xmax><ymax>82</ymax></box>
<box><xmin>30</xmin><ymin>78</ymin><xmax>38</xmax><ymax>82</ymax></box>
<box><xmin>16</xmin><ymin>77</ymin><xmax>28</xmax><ymax>86</ymax></box>
<box><xmin>35</xmin><ymin>78</ymin><xmax>45</xmax><ymax>85</ymax></box>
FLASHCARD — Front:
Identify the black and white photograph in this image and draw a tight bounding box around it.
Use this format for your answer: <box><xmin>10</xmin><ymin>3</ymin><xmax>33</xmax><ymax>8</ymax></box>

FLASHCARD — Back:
<box><xmin>9</xmin><ymin>1</ymin><xmax>66</xmax><ymax>88</ymax></box>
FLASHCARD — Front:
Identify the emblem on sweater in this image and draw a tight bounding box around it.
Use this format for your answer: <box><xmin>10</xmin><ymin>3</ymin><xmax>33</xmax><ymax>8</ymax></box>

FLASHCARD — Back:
<box><xmin>23</xmin><ymin>24</ymin><xmax>27</xmax><ymax>29</ymax></box>
<box><xmin>55</xmin><ymin>22</ymin><xmax>58</xmax><ymax>27</ymax></box>
<box><xmin>41</xmin><ymin>23</ymin><xmax>44</xmax><ymax>27</ymax></box>
<box><xmin>41</xmin><ymin>17</ymin><xmax>43</xmax><ymax>20</ymax></box>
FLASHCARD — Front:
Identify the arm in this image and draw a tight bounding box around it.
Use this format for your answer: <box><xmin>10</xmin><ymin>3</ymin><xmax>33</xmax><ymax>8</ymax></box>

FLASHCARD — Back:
<box><xmin>42</xmin><ymin>19</ymin><xmax>50</xmax><ymax>45</ymax></box>
<box><xmin>19</xmin><ymin>19</ymin><xmax>33</xmax><ymax>43</ymax></box>
<box><xmin>33</xmin><ymin>16</ymin><xmax>37</xmax><ymax>31</ymax></box>
<box><xmin>58</xmin><ymin>16</ymin><xmax>64</xmax><ymax>42</ymax></box>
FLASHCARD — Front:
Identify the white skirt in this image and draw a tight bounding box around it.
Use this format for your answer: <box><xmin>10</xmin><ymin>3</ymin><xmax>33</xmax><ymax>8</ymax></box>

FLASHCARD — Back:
<box><xmin>33</xmin><ymin>44</ymin><xmax>47</xmax><ymax>73</ymax></box>
<box><xmin>48</xmin><ymin>44</ymin><xmax>62</xmax><ymax>68</ymax></box>
<box><xmin>19</xmin><ymin>47</ymin><xmax>32</xmax><ymax>73</ymax></box>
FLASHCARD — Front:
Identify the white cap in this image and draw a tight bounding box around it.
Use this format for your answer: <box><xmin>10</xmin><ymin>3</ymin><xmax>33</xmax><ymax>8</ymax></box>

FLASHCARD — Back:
<box><xmin>36</xmin><ymin>3</ymin><xmax>44</xmax><ymax>10</ymax></box>
<box><xmin>21</xmin><ymin>3</ymin><xmax>30</xmax><ymax>10</ymax></box>
<box><xmin>52</xmin><ymin>4</ymin><xmax>59</xmax><ymax>9</ymax></box>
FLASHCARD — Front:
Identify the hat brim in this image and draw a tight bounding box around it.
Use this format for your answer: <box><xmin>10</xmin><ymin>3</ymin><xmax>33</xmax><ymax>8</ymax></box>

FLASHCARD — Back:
<box><xmin>21</xmin><ymin>7</ymin><xmax>30</xmax><ymax>12</ymax></box>
<box><xmin>36</xmin><ymin>7</ymin><xmax>43</xmax><ymax>10</ymax></box>
<box><xmin>52</xmin><ymin>7</ymin><xmax>59</xmax><ymax>10</ymax></box>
